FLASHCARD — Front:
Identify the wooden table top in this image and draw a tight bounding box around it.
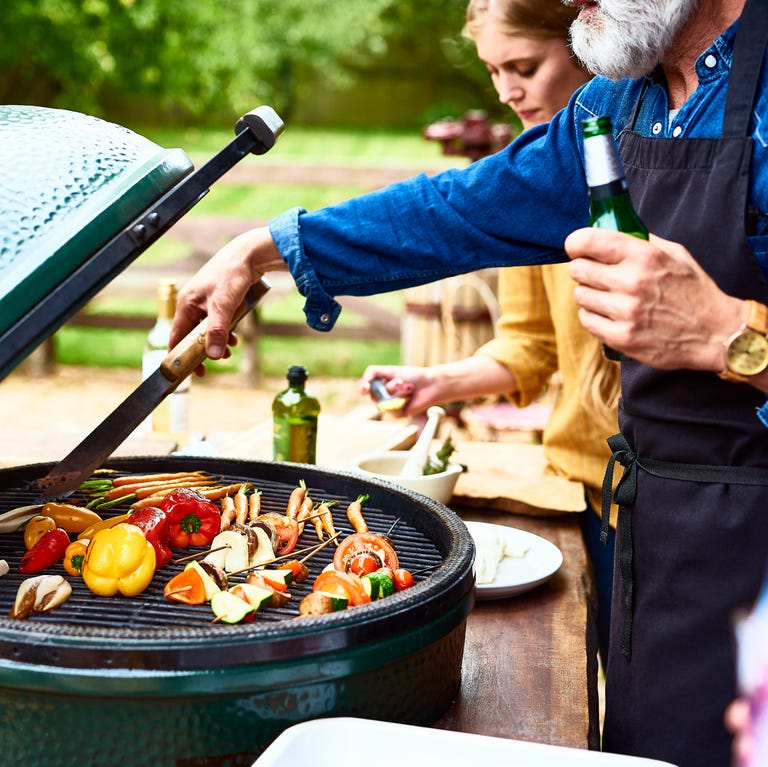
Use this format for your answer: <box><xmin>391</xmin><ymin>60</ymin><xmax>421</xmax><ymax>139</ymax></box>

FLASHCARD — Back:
<box><xmin>434</xmin><ymin>505</ymin><xmax>599</xmax><ymax>750</ymax></box>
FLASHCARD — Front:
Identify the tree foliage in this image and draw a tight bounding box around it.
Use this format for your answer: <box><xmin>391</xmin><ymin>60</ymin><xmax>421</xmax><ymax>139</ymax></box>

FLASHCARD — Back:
<box><xmin>0</xmin><ymin>0</ymin><xmax>487</xmax><ymax>124</ymax></box>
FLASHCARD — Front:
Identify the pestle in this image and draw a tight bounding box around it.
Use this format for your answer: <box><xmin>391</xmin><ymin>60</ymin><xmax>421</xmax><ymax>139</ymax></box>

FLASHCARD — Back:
<box><xmin>400</xmin><ymin>406</ymin><xmax>446</xmax><ymax>477</ymax></box>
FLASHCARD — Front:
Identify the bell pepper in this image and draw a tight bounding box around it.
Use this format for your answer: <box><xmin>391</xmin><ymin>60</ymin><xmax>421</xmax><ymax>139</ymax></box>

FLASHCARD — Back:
<box><xmin>123</xmin><ymin>506</ymin><xmax>172</xmax><ymax>569</ymax></box>
<box><xmin>77</xmin><ymin>511</ymin><xmax>132</xmax><ymax>541</ymax></box>
<box><xmin>63</xmin><ymin>538</ymin><xmax>90</xmax><ymax>577</ymax></box>
<box><xmin>161</xmin><ymin>488</ymin><xmax>221</xmax><ymax>548</ymax></box>
<box><xmin>23</xmin><ymin>515</ymin><xmax>57</xmax><ymax>550</ymax></box>
<box><xmin>81</xmin><ymin>523</ymin><xmax>156</xmax><ymax>597</ymax></box>
<box><xmin>19</xmin><ymin>528</ymin><xmax>70</xmax><ymax>574</ymax></box>
<box><xmin>164</xmin><ymin>567</ymin><xmax>207</xmax><ymax>605</ymax></box>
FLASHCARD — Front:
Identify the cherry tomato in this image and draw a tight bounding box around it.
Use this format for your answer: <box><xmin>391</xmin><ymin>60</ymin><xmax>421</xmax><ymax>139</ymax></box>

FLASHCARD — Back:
<box><xmin>393</xmin><ymin>568</ymin><xmax>415</xmax><ymax>591</ymax></box>
<box><xmin>258</xmin><ymin>513</ymin><xmax>300</xmax><ymax>555</ymax></box>
<box><xmin>313</xmin><ymin>570</ymin><xmax>371</xmax><ymax>606</ymax></box>
<box><xmin>347</xmin><ymin>551</ymin><xmax>382</xmax><ymax>577</ymax></box>
<box><xmin>333</xmin><ymin>532</ymin><xmax>399</xmax><ymax>573</ymax></box>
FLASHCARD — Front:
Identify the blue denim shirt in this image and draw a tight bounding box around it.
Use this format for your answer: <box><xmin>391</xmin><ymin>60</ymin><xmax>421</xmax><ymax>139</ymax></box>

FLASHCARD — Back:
<box><xmin>270</xmin><ymin>19</ymin><xmax>768</xmax><ymax>419</ymax></box>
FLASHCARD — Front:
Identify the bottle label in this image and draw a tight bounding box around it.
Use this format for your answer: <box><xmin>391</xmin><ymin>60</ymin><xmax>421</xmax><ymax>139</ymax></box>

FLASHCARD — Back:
<box><xmin>583</xmin><ymin>133</ymin><xmax>624</xmax><ymax>187</ymax></box>
<box><xmin>273</xmin><ymin>418</ymin><xmax>318</xmax><ymax>463</ymax></box>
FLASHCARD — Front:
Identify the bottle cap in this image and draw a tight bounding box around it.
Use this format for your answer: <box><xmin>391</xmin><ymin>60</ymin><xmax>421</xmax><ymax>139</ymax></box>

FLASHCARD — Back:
<box><xmin>286</xmin><ymin>365</ymin><xmax>309</xmax><ymax>384</ymax></box>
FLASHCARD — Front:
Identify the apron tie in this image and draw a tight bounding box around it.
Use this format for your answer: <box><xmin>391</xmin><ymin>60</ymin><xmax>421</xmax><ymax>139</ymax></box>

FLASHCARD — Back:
<box><xmin>601</xmin><ymin>431</ymin><xmax>768</xmax><ymax>659</ymax></box>
<box><xmin>601</xmin><ymin>432</ymin><xmax>638</xmax><ymax>658</ymax></box>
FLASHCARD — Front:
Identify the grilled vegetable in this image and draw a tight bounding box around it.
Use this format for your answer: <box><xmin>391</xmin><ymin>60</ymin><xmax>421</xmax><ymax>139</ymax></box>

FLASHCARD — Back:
<box><xmin>230</xmin><ymin>582</ymin><xmax>273</xmax><ymax>611</ymax></box>
<box><xmin>285</xmin><ymin>480</ymin><xmax>307</xmax><ymax>518</ymax></box>
<box><xmin>298</xmin><ymin>591</ymin><xmax>347</xmax><ymax>617</ymax></box>
<box><xmin>77</xmin><ymin>512</ymin><xmax>131</xmax><ymax>541</ymax></box>
<box><xmin>346</xmin><ymin>494</ymin><xmax>369</xmax><ymax>533</ymax></box>
<box><xmin>184</xmin><ymin>560</ymin><xmax>226</xmax><ymax>600</ymax></box>
<box><xmin>393</xmin><ymin>568</ymin><xmax>416</xmax><ymax>591</ymax></box>
<box><xmin>81</xmin><ymin>524</ymin><xmax>156</xmax><ymax>597</ymax></box>
<box><xmin>162</xmin><ymin>489</ymin><xmax>221</xmax><ymax>548</ymax></box>
<box><xmin>19</xmin><ymin>528</ymin><xmax>70</xmax><ymax>574</ymax></box>
<box><xmin>245</xmin><ymin>572</ymin><xmax>292</xmax><ymax>607</ymax></box>
<box><xmin>255</xmin><ymin>514</ymin><xmax>299</xmax><ymax>556</ymax></box>
<box><xmin>210</xmin><ymin>590</ymin><xmax>256</xmax><ymax>624</ymax></box>
<box><xmin>40</xmin><ymin>502</ymin><xmax>103</xmax><ymax>533</ymax></box>
<box><xmin>282</xmin><ymin>559</ymin><xmax>310</xmax><ymax>583</ymax></box>
<box><xmin>312</xmin><ymin>570</ymin><xmax>371</xmax><ymax>607</ymax></box>
<box><xmin>219</xmin><ymin>495</ymin><xmax>236</xmax><ymax>532</ymax></box>
<box><xmin>205</xmin><ymin>527</ymin><xmax>255</xmax><ymax>573</ymax></box>
<box><xmin>333</xmin><ymin>531</ymin><xmax>399</xmax><ymax>574</ymax></box>
<box><xmin>164</xmin><ymin>567</ymin><xmax>207</xmax><ymax>605</ymax></box>
<box><xmin>23</xmin><ymin>515</ymin><xmax>56</xmax><ymax>550</ymax></box>
<box><xmin>361</xmin><ymin>570</ymin><xmax>395</xmax><ymax>600</ymax></box>
<box><xmin>9</xmin><ymin>574</ymin><xmax>72</xmax><ymax>619</ymax></box>
<box><xmin>123</xmin><ymin>506</ymin><xmax>172</xmax><ymax>568</ymax></box>
<box><xmin>63</xmin><ymin>538</ymin><xmax>90</xmax><ymax>577</ymax></box>
<box><xmin>0</xmin><ymin>560</ymin><xmax>9</xmax><ymax>578</ymax></box>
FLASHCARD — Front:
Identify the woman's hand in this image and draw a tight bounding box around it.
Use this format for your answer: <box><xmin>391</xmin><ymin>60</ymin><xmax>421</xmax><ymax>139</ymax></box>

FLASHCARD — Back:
<box><xmin>359</xmin><ymin>365</ymin><xmax>440</xmax><ymax>416</ymax></box>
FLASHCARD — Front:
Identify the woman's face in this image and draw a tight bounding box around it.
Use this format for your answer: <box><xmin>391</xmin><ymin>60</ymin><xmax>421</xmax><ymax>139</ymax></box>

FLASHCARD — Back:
<box><xmin>474</xmin><ymin>26</ymin><xmax>590</xmax><ymax>131</ymax></box>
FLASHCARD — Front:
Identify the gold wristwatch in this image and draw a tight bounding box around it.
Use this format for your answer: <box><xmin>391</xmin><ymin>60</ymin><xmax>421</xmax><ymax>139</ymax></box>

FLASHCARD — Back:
<box><xmin>719</xmin><ymin>300</ymin><xmax>768</xmax><ymax>383</ymax></box>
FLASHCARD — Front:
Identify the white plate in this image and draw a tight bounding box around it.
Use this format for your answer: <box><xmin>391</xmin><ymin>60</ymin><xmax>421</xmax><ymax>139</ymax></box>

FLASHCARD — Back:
<box><xmin>251</xmin><ymin>717</ymin><xmax>678</xmax><ymax>766</ymax></box>
<box><xmin>465</xmin><ymin>520</ymin><xmax>563</xmax><ymax>599</ymax></box>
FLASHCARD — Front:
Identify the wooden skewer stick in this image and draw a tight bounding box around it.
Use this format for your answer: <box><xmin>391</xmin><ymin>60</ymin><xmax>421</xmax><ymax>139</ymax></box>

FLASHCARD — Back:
<box><xmin>226</xmin><ymin>533</ymin><xmax>342</xmax><ymax>578</ymax></box>
<box><xmin>172</xmin><ymin>544</ymin><xmax>230</xmax><ymax>564</ymax></box>
<box><xmin>164</xmin><ymin>585</ymin><xmax>193</xmax><ymax>597</ymax></box>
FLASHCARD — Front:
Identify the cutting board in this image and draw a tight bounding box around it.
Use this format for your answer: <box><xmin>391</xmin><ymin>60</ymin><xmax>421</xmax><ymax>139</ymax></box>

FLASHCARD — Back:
<box><xmin>450</xmin><ymin>439</ymin><xmax>586</xmax><ymax>515</ymax></box>
<box><xmin>203</xmin><ymin>413</ymin><xmax>419</xmax><ymax>470</ymax></box>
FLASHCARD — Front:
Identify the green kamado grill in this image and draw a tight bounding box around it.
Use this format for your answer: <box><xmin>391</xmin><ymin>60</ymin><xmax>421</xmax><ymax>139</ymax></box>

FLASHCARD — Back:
<box><xmin>0</xmin><ymin>106</ymin><xmax>475</xmax><ymax>767</ymax></box>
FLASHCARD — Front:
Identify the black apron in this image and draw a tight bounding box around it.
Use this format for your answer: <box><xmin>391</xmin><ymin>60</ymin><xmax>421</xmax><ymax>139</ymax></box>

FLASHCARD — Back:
<box><xmin>601</xmin><ymin>2</ymin><xmax>768</xmax><ymax>765</ymax></box>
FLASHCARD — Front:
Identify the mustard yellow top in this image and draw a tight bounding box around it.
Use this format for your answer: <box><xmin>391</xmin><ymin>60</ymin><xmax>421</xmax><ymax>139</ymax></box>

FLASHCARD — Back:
<box><xmin>476</xmin><ymin>263</ymin><xmax>619</xmax><ymax>521</ymax></box>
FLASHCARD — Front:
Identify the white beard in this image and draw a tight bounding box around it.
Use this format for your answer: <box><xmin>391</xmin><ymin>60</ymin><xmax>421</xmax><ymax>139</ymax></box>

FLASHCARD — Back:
<box><xmin>568</xmin><ymin>0</ymin><xmax>699</xmax><ymax>80</ymax></box>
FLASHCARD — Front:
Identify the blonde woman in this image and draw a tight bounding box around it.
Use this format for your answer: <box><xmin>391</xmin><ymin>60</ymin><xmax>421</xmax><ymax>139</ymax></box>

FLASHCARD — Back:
<box><xmin>361</xmin><ymin>0</ymin><xmax>619</xmax><ymax>663</ymax></box>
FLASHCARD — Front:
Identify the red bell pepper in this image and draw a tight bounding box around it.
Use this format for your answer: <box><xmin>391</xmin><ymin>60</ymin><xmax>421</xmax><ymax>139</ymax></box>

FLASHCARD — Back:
<box><xmin>124</xmin><ymin>506</ymin><xmax>173</xmax><ymax>568</ymax></box>
<box><xmin>161</xmin><ymin>488</ymin><xmax>221</xmax><ymax>548</ymax></box>
<box><xmin>19</xmin><ymin>527</ymin><xmax>70</xmax><ymax>574</ymax></box>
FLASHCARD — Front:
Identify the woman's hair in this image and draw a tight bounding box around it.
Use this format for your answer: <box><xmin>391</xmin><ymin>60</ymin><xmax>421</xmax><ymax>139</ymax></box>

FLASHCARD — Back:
<box><xmin>464</xmin><ymin>0</ymin><xmax>579</xmax><ymax>41</ymax></box>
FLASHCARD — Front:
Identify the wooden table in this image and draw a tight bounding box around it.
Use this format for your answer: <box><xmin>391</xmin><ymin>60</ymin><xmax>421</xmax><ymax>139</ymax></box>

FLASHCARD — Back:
<box><xmin>434</xmin><ymin>505</ymin><xmax>599</xmax><ymax>750</ymax></box>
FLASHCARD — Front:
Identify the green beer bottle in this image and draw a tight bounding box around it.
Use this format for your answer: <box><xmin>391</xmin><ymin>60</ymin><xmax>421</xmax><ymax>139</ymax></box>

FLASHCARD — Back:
<box><xmin>272</xmin><ymin>366</ymin><xmax>321</xmax><ymax>463</ymax></box>
<box><xmin>581</xmin><ymin>115</ymin><xmax>648</xmax><ymax>360</ymax></box>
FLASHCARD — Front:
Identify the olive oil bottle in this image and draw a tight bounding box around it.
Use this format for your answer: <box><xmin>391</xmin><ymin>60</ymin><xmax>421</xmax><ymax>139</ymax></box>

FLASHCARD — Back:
<box><xmin>272</xmin><ymin>366</ymin><xmax>320</xmax><ymax>463</ymax></box>
<box><xmin>581</xmin><ymin>115</ymin><xmax>648</xmax><ymax>360</ymax></box>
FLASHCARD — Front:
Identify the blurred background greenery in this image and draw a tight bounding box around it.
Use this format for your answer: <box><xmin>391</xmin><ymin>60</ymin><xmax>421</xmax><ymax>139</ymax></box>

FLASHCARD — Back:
<box><xmin>1</xmin><ymin>0</ymin><xmax>514</xmax><ymax>130</ymax></box>
<box><xmin>6</xmin><ymin>0</ymin><xmax>514</xmax><ymax>378</ymax></box>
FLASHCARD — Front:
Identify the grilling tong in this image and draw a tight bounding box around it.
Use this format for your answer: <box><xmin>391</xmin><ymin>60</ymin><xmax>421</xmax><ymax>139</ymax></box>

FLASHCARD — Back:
<box><xmin>36</xmin><ymin>106</ymin><xmax>285</xmax><ymax>499</ymax></box>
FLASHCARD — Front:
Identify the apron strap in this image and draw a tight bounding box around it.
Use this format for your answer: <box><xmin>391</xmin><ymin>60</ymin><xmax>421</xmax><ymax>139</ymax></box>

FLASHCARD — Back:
<box><xmin>723</xmin><ymin>0</ymin><xmax>768</xmax><ymax>138</ymax></box>
<box><xmin>601</xmin><ymin>432</ymin><xmax>768</xmax><ymax>658</ymax></box>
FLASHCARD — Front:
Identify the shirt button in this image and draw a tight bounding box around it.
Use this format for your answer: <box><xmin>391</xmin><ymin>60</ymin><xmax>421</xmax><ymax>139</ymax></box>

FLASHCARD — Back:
<box><xmin>672</xmin><ymin>125</ymin><xmax>683</xmax><ymax>137</ymax></box>
<box><xmin>704</xmin><ymin>54</ymin><xmax>717</xmax><ymax>68</ymax></box>
<box><xmin>652</xmin><ymin>122</ymin><xmax>663</xmax><ymax>135</ymax></box>
<box><xmin>319</xmin><ymin>313</ymin><xmax>331</xmax><ymax>325</ymax></box>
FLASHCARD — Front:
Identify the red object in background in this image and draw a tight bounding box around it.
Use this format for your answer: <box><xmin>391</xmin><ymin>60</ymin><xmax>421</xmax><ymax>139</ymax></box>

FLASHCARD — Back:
<box><xmin>423</xmin><ymin>109</ymin><xmax>512</xmax><ymax>161</ymax></box>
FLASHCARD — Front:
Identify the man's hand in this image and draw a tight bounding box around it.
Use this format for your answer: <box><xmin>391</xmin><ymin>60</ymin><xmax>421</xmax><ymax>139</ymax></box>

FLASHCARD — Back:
<box><xmin>169</xmin><ymin>227</ymin><xmax>285</xmax><ymax>369</ymax></box>
<box><xmin>565</xmin><ymin>228</ymin><xmax>742</xmax><ymax>372</ymax></box>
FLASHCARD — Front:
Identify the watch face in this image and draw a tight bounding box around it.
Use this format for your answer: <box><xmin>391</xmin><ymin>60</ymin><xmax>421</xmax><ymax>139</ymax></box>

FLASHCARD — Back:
<box><xmin>727</xmin><ymin>329</ymin><xmax>768</xmax><ymax>375</ymax></box>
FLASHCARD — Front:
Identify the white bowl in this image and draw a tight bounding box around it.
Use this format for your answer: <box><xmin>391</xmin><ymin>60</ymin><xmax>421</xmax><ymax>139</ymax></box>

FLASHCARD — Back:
<box><xmin>350</xmin><ymin>450</ymin><xmax>464</xmax><ymax>504</ymax></box>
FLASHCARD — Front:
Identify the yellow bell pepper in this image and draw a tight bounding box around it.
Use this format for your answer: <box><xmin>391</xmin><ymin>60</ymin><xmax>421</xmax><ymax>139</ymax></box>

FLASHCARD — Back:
<box><xmin>23</xmin><ymin>515</ymin><xmax>57</xmax><ymax>550</ymax></box>
<box><xmin>82</xmin><ymin>523</ymin><xmax>156</xmax><ymax>597</ymax></box>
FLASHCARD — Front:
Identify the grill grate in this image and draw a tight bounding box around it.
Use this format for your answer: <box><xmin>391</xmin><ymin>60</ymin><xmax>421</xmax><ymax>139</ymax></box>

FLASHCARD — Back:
<box><xmin>0</xmin><ymin>456</ymin><xmax>472</xmax><ymax>670</ymax></box>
